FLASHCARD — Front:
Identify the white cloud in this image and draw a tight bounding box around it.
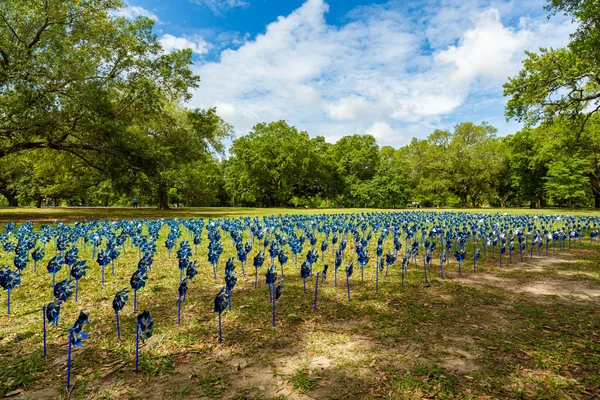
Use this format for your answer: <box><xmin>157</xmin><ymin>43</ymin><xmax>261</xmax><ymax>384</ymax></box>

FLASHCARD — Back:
<box><xmin>191</xmin><ymin>0</ymin><xmax>250</xmax><ymax>16</ymax></box>
<box><xmin>114</xmin><ymin>5</ymin><xmax>159</xmax><ymax>22</ymax></box>
<box><xmin>187</xmin><ymin>0</ymin><xmax>574</xmax><ymax>146</ymax></box>
<box><xmin>160</xmin><ymin>34</ymin><xmax>211</xmax><ymax>55</ymax></box>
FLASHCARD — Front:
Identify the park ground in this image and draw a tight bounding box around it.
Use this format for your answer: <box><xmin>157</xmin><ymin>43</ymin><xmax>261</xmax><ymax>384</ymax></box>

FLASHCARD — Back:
<box><xmin>0</xmin><ymin>207</ymin><xmax>599</xmax><ymax>399</ymax></box>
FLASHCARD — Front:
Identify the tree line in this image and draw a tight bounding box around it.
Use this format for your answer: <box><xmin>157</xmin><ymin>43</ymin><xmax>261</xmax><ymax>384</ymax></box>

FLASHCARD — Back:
<box><xmin>1</xmin><ymin>0</ymin><xmax>599</xmax><ymax>209</ymax></box>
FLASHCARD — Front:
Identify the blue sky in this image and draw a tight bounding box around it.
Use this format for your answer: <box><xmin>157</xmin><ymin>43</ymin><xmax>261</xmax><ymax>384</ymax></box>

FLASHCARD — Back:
<box><xmin>116</xmin><ymin>0</ymin><xmax>575</xmax><ymax>147</ymax></box>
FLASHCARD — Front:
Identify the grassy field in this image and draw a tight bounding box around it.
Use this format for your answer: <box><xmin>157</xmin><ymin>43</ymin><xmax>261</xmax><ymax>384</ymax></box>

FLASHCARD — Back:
<box><xmin>1</xmin><ymin>206</ymin><xmax>600</xmax><ymax>223</ymax></box>
<box><xmin>1</xmin><ymin>208</ymin><xmax>600</xmax><ymax>399</ymax></box>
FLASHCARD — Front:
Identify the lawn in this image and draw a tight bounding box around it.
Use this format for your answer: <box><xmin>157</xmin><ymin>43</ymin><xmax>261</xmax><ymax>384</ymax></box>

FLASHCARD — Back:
<box><xmin>1</xmin><ymin>208</ymin><xmax>599</xmax><ymax>399</ymax></box>
<box><xmin>1</xmin><ymin>206</ymin><xmax>600</xmax><ymax>223</ymax></box>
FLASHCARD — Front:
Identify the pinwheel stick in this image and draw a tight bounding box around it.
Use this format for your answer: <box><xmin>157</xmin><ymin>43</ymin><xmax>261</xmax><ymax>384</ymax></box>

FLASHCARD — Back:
<box><xmin>218</xmin><ymin>312</ymin><xmax>223</xmax><ymax>343</ymax></box>
<box><xmin>402</xmin><ymin>264</ymin><xmax>406</xmax><ymax>285</ymax></box>
<box><xmin>101</xmin><ymin>266</ymin><xmax>105</xmax><ymax>286</ymax></box>
<box><xmin>376</xmin><ymin>263</ymin><xmax>380</xmax><ymax>293</ymax></box>
<box><xmin>115</xmin><ymin>310</ymin><xmax>121</xmax><ymax>340</ymax></box>
<box><xmin>75</xmin><ymin>280</ymin><xmax>79</xmax><ymax>303</ymax></box>
<box><xmin>334</xmin><ymin>268</ymin><xmax>337</xmax><ymax>287</ymax></box>
<box><xmin>66</xmin><ymin>328</ymin><xmax>73</xmax><ymax>389</ymax></box>
<box><xmin>423</xmin><ymin>259</ymin><xmax>428</xmax><ymax>285</ymax></box>
<box><xmin>7</xmin><ymin>288</ymin><xmax>10</xmax><ymax>315</ymax></box>
<box><xmin>303</xmin><ymin>278</ymin><xmax>307</xmax><ymax>294</ymax></box>
<box><xmin>346</xmin><ymin>273</ymin><xmax>351</xmax><ymax>302</ymax></box>
<box><xmin>43</xmin><ymin>306</ymin><xmax>47</xmax><ymax>358</ymax></box>
<box><xmin>133</xmin><ymin>290</ymin><xmax>137</xmax><ymax>314</ymax></box>
<box><xmin>135</xmin><ymin>324</ymin><xmax>140</xmax><ymax>373</ymax></box>
<box><xmin>314</xmin><ymin>273</ymin><xmax>320</xmax><ymax>311</ymax></box>
<box><xmin>271</xmin><ymin>286</ymin><xmax>276</xmax><ymax>327</ymax></box>
<box><xmin>34</xmin><ymin>261</ymin><xmax>37</xmax><ymax>274</ymax></box>
<box><xmin>177</xmin><ymin>297</ymin><xmax>181</xmax><ymax>326</ymax></box>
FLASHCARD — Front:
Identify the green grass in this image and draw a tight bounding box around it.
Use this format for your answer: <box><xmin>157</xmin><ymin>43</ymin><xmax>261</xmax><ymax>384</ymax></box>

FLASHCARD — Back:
<box><xmin>1</xmin><ymin>205</ymin><xmax>600</xmax><ymax>223</ymax></box>
<box><xmin>1</xmin><ymin>209</ymin><xmax>600</xmax><ymax>398</ymax></box>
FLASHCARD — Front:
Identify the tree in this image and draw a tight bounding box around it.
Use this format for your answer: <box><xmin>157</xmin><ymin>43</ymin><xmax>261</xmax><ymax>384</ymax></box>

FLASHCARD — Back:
<box><xmin>544</xmin><ymin>157</ymin><xmax>590</xmax><ymax>209</ymax></box>
<box><xmin>406</xmin><ymin>122</ymin><xmax>504</xmax><ymax>207</ymax></box>
<box><xmin>369</xmin><ymin>147</ymin><xmax>412</xmax><ymax>208</ymax></box>
<box><xmin>331</xmin><ymin>134</ymin><xmax>380</xmax><ymax>207</ymax></box>
<box><xmin>504</xmin><ymin>0</ymin><xmax>600</xmax><ymax>135</ymax></box>
<box><xmin>0</xmin><ymin>0</ymin><xmax>198</xmax><ymax>168</ymax></box>
<box><xmin>123</xmin><ymin>107</ymin><xmax>232</xmax><ymax>209</ymax></box>
<box><xmin>225</xmin><ymin>121</ymin><xmax>323</xmax><ymax>207</ymax></box>
<box><xmin>505</xmin><ymin>130</ymin><xmax>549</xmax><ymax>208</ymax></box>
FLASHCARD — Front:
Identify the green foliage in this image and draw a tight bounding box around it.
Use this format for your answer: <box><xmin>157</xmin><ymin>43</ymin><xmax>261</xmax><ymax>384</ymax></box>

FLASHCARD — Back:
<box><xmin>403</xmin><ymin>122</ymin><xmax>504</xmax><ymax>207</ymax></box>
<box><xmin>225</xmin><ymin>121</ymin><xmax>326</xmax><ymax>207</ymax></box>
<box><xmin>544</xmin><ymin>158</ymin><xmax>590</xmax><ymax>209</ymax></box>
<box><xmin>504</xmin><ymin>0</ymin><xmax>600</xmax><ymax>133</ymax></box>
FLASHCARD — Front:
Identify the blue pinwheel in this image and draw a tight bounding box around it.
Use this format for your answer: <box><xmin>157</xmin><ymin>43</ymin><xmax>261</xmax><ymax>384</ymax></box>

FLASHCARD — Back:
<box><xmin>67</xmin><ymin>312</ymin><xmax>89</xmax><ymax>389</ymax></box>
<box><xmin>186</xmin><ymin>260</ymin><xmax>198</xmax><ymax>280</ymax></box>
<box><xmin>0</xmin><ymin>266</ymin><xmax>20</xmax><ymax>314</ymax></box>
<box><xmin>332</xmin><ymin>248</ymin><xmax>343</xmax><ymax>287</ymax></box>
<box><xmin>320</xmin><ymin>240</ymin><xmax>328</xmax><ymax>264</ymax></box>
<box><xmin>300</xmin><ymin>260</ymin><xmax>311</xmax><ymax>294</ymax></box>
<box><xmin>65</xmin><ymin>247</ymin><xmax>79</xmax><ymax>269</ymax></box>
<box><xmin>108</xmin><ymin>244</ymin><xmax>120</xmax><ymax>276</ymax></box>
<box><xmin>130</xmin><ymin>268</ymin><xmax>148</xmax><ymax>313</ymax></box>
<box><xmin>47</xmin><ymin>255</ymin><xmax>64</xmax><ymax>286</ymax></box>
<box><xmin>165</xmin><ymin>237</ymin><xmax>175</xmax><ymax>259</ymax></box>
<box><xmin>225</xmin><ymin>265</ymin><xmax>237</xmax><ymax>311</ymax></box>
<box><xmin>214</xmin><ymin>287</ymin><xmax>228</xmax><ymax>343</ymax></box>
<box><xmin>265</xmin><ymin>264</ymin><xmax>277</xmax><ymax>302</ymax></box>
<box><xmin>439</xmin><ymin>250</ymin><xmax>446</xmax><ymax>280</ymax></box>
<box><xmin>32</xmin><ymin>247</ymin><xmax>44</xmax><ymax>274</ymax></box>
<box><xmin>45</xmin><ymin>298</ymin><xmax>62</xmax><ymax>327</ymax></box>
<box><xmin>112</xmin><ymin>289</ymin><xmax>128</xmax><ymax>340</ymax></box>
<box><xmin>357</xmin><ymin>247</ymin><xmax>370</xmax><ymax>282</ymax></box>
<box><xmin>54</xmin><ymin>279</ymin><xmax>75</xmax><ymax>302</ymax></box>
<box><xmin>277</xmin><ymin>250</ymin><xmax>288</xmax><ymax>278</ymax></box>
<box><xmin>70</xmin><ymin>260</ymin><xmax>88</xmax><ymax>302</ymax></box>
<box><xmin>385</xmin><ymin>251</ymin><xmax>397</xmax><ymax>278</ymax></box>
<box><xmin>178</xmin><ymin>278</ymin><xmax>188</xmax><ymax>325</ymax></box>
<box><xmin>454</xmin><ymin>248</ymin><xmax>466</xmax><ymax>275</ymax></box>
<box><xmin>136</xmin><ymin>310</ymin><xmax>153</xmax><ymax>373</ymax></box>
<box><xmin>96</xmin><ymin>249</ymin><xmax>110</xmax><ymax>286</ymax></box>
<box><xmin>473</xmin><ymin>249</ymin><xmax>480</xmax><ymax>272</ymax></box>
<box><xmin>253</xmin><ymin>251</ymin><xmax>265</xmax><ymax>289</ymax></box>
<box><xmin>178</xmin><ymin>257</ymin><xmax>188</xmax><ymax>283</ymax></box>
<box><xmin>13</xmin><ymin>254</ymin><xmax>27</xmax><ymax>284</ymax></box>
<box><xmin>345</xmin><ymin>261</ymin><xmax>354</xmax><ymax>302</ymax></box>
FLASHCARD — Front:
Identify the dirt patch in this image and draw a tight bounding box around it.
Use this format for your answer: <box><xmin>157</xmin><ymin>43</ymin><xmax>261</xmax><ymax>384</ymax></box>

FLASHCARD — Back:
<box><xmin>458</xmin><ymin>273</ymin><xmax>600</xmax><ymax>300</ymax></box>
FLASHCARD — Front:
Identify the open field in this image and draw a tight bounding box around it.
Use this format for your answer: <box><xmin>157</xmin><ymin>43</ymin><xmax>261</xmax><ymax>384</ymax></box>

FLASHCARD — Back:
<box><xmin>1</xmin><ymin>206</ymin><xmax>600</xmax><ymax>223</ymax></box>
<box><xmin>1</xmin><ymin>209</ymin><xmax>600</xmax><ymax>399</ymax></box>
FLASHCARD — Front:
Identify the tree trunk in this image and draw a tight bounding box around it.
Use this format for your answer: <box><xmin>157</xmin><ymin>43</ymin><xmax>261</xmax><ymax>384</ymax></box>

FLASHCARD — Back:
<box><xmin>459</xmin><ymin>194</ymin><xmax>468</xmax><ymax>208</ymax></box>
<box><xmin>3</xmin><ymin>191</ymin><xmax>18</xmax><ymax>207</ymax></box>
<box><xmin>158</xmin><ymin>185</ymin><xmax>170</xmax><ymax>210</ymax></box>
<box><xmin>590</xmin><ymin>176</ymin><xmax>600</xmax><ymax>209</ymax></box>
<box><xmin>36</xmin><ymin>195</ymin><xmax>42</xmax><ymax>208</ymax></box>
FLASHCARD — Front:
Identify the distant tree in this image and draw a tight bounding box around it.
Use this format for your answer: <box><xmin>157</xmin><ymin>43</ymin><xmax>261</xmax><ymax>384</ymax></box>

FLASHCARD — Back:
<box><xmin>544</xmin><ymin>157</ymin><xmax>590</xmax><ymax>209</ymax></box>
<box><xmin>225</xmin><ymin>121</ymin><xmax>323</xmax><ymax>207</ymax></box>
<box><xmin>331</xmin><ymin>134</ymin><xmax>380</xmax><ymax>207</ymax></box>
